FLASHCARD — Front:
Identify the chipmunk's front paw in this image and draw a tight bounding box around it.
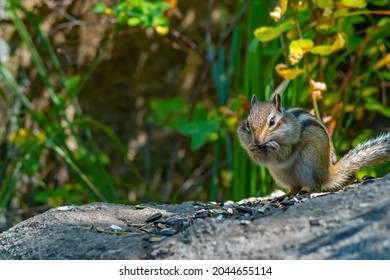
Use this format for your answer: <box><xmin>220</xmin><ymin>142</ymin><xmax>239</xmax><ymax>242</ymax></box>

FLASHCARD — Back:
<box><xmin>264</xmin><ymin>141</ymin><xmax>279</xmax><ymax>151</ymax></box>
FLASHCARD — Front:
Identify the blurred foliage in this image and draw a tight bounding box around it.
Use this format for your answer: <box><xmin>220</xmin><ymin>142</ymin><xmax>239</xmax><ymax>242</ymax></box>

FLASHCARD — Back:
<box><xmin>93</xmin><ymin>0</ymin><xmax>173</xmax><ymax>35</ymax></box>
<box><xmin>0</xmin><ymin>0</ymin><xmax>389</xmax><ymax>228</ymax></box>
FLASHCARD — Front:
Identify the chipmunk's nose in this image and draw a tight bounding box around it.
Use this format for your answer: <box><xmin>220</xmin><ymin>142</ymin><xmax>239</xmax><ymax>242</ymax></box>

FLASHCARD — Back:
<box><xmin>254</xmin><ymin>137</ymin><xmax>262</xmax><ymax>146</ymax></box>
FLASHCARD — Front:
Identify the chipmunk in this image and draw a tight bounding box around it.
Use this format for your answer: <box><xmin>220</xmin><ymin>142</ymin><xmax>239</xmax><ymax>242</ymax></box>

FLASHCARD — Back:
<box><xmin>237</xmin><ymin>93</ymin><xmax>390</xmax><ymax>195</ymax></box>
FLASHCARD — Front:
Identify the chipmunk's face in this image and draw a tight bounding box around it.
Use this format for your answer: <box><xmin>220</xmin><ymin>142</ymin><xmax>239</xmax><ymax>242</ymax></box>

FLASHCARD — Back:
<box><xmin>237</xmin><ymin>94</ymin><xmax>285</xmax><ymax>166</ymax></box>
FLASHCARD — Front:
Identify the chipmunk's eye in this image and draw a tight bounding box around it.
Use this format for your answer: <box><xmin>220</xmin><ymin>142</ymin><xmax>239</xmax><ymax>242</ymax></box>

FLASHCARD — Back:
<box><xmin>269</xmin><ymin>117</ymin><xmax>275</xmax><ymax>127</ymax></box>
<box><xmin>245</xmin><ymin>120</ymin><xmax>250</xmax><ymax>132</ymax></box>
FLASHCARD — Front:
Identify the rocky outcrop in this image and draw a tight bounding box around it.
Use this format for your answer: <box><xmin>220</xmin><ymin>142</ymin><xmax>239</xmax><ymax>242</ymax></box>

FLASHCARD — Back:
<box><xmin>1</xmin><ymin>175</ymin><xmax>390</xmax><ymax>260</ymax></box>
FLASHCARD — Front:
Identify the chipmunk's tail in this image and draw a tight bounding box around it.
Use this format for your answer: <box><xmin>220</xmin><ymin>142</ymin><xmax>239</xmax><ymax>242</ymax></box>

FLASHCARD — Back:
<box><xmin>327</xmin><ymin>133</ymin><xmax>390</xmax><ymax>190</ymax></box>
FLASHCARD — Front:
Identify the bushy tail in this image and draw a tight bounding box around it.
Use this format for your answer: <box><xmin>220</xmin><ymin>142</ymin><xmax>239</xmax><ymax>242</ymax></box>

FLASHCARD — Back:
<box><xmin>328</xmin><ymin>133</ymin><xmax>390</xmax><ymax>189</ymax></box>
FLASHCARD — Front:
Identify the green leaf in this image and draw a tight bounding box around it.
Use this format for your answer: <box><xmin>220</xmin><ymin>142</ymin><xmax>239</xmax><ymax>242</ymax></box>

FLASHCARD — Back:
<box><xmin>309</xmin><ymin>45</ymin><xmax>334</xmax><ymax>55</ymax></box>
<box><xmin>127</xmin><ymin>17</ymin><xmax>141</xmax><ymax>26</ymax></box>
<box><xmin>364</xmin><ymin>96</ymin><xmax>390</xmax><ymax>117</ymax></box>
<box><xmin>341</xmin><ymin>0</ymin><xmax>367</xmax><ymax>8</ymax></box>
<box><xmin>312</xmin><ymin>0</ymin><xmax>334</xmax><ymax>9</ymax></box>
<box><xmin>67</xmin><ymin>75</ymin><xmax>81</xmax><ymax>99</ymax></box>
<box><xmin>93</xmin><ymin>3</ymin><xmax>107</xmax><ymax>13</ymax></box>
<box><xmin>254</xmin><ymin>20</ymin><xmax>294</xmax><ymax>42</ymax></box>
<box><xmin>178</xmin><ymin>119</ymin><xmax>221</xmax><ymax>150</ymax></box>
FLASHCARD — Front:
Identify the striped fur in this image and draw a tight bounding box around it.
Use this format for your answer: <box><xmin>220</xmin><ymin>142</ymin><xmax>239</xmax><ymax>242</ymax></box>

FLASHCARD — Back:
<box><xmin>328</xmin><ymin>133</ymin><xmax>390</xmax><ymax>190</ymax></box>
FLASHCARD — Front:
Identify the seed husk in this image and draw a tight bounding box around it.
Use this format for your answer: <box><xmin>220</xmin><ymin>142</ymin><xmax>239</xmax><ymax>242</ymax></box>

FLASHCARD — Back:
<box><xmin>96</xmin><ymin>226</ymin><xmax>105</xmax><ymax>233</ymax></box>
<box><xmin>135</xmin><ymin>205</ymin><xmax>145</xmax><ymax>210</ymax></box>
<box><xmin>80</xmin><ymin>223</ymin><xmax>93</xmax><ymax>229</ymax></box>
<box><xmin>145</xmin><ymin>212</ymin><xmax>163</xmax><ymax>223</ymax></box>
<box><xmin>194</xmin><ymin>209</ymin><xmax>209</xmax><ymax>219</ymax></box>
<box><xmin>235</xmin><ymin>206</ymin><xmax>253</xmax><ymax>215</ymax></box>
<box><xmin>310</xmin><ymin>192</ymin><xmax>330</xmax><ymax>198</ymax></box>
<box><xmin>281</xmin><ymin>201</ymin><xmax>295</xmax><ymax>206</ymax></box>
<box><xmin>148</xmin><ymin>235</ymin><xmax>167</xmax><ymax>242</ymax></box>
<box><xmin>156</xmin><ymin>228</ymin><xmax>177</xmax><ymax>236</ymax></box>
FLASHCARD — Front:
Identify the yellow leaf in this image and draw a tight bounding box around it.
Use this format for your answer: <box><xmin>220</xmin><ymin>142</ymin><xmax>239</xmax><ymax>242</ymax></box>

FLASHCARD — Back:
<box><xmin>341</xmin><ymin>0</ymin><xmax>367</xmax><ymax>8</ymax></box>
<box><xmin>280</xmin><ymin>0</ymin><xmax>288</xmax><ymax>14</ymax></box>
<box><xmin>275</xmin><ymin>64</ymin><xmax>304</xmax><ymax>80</ymax></box>
<box><xmin>309</xmin><ymin>45</ymin><xmax>334</xmax><ymax>55</ymax></box>
<box><xmin>374</xmin><ymin>53</ymin><xmax>390</xmax><ymax>70</ymax></box>
<box><xmin>289</xmin><ymin>39</ymin><xmax>314</xmax><ymax>55</ymax></box>
<box><xmin>155</xmin><ymin>26</ymin><xmax>169</xmax><ymax>35</ymax></box>
<box><xmin>254</xmin><ymin>26</ymin><xmax>280</xmax><ymax>42</ymax></box>
<box><xmin>332</xmin><ymin>33</ymin><xmax>346</xmax><ymax>51</ymax></box>
<box><xmin>309</xmin><ymin>33</ymin><xmax>346</xmax><ymax>56</ymax></box>
<box><xmin>254</xmin><ymin>20</ymin><xmax>294</xmax><ymax>42</ymax></box>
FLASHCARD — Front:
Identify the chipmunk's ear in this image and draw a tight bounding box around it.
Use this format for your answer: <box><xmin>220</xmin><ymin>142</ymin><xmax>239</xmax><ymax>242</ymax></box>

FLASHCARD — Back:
<box><xmin>251</xmin><ymin>94</ymin><xmax>258</xmax><ymax>106</ymax></box>
<box><xmin>272</xmin><ymin>93</ymin><xmax>283</xmax><ymax>113</ymax></box>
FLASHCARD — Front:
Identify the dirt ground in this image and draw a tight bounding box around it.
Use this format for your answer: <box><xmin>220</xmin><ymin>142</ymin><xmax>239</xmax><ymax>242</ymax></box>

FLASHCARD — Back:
<box><xmin>0</xmin><ymin>174</ymin><xmax>389</xmax><ymax>260</ymax></box>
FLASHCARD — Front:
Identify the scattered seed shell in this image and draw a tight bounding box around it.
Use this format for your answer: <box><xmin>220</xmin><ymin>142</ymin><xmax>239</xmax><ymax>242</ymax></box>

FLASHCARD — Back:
<box><xmin>281</xmin><ymin>201</ymin><xmax>295</xmax><ymax>206</ymax></box>
<box><xmin>145</xmin><ymin>212</ymin><xmax>163</xmax><ymax>223</ymax></box>
<box><xmin>156</xmin><ymin>223</ymin><xmax>167</xmax><ymax>230</ymax></box>
<box><xmin>148</xmin><ymin>235</ymin><xmax>167</xmax><ymax>242</ymax></box>
<box><xmin>310</xmin><ymin>192</ymin><xmax>330</xmax><ymax>198</ymax></box>
<box><xmin>156</xmin><ymin>229</ymin><xmax>177</xmax><ymax>236</ymax></box>
<box><xmin>235</xmin><ymin>206</ymin><xmax>253</xmax><ymax>215</ymax></box>
<box><xmin>80</xmin><ymin>223</ymin><xmax>93</xmax><ymax>229</ymax></box>
<box><xmin>215</xmin><ymin>214</ymin><xmax>224</xmax><ymax>220</ymax></box>
<box><xmin>110</xmin><ymin>224</ymin><xmax>123</xmax><ymax>231</ymax></box>
<box><xmin>96</xmin><ymin>226</ymin><xmax>105</xmax><ymax>233</ymax></box>
<box><xmin>135</xmin><ymin>205</ymin><xmax>145</xmax><ymax>210</ymax></box>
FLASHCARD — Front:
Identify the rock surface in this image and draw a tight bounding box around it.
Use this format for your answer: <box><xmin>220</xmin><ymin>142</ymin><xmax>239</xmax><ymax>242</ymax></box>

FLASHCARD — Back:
<box><xmin>1</xmin><ymin>175</ymin><xmax>390</xmax><ymax>260</ymax></box>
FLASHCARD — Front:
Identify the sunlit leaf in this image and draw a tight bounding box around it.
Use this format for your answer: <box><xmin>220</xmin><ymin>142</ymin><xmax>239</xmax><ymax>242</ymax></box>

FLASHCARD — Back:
<box><xmin>373</xmin><ymin>53</ymin><xmax>390</xmax><ymax>70</ymax></box>
<box><xmin>309</xmin><ymin>45</ymin><xmax>334</xmax><ymax>55</ymax></box>
<box><xmin>341</xmin><ymin>0</ymin><xmax>367</xmax><ymax>8</ymax></box>
<box><xmin>281</xmin><ymin>0</ymin><xmax>289</xmax><ymax>14</ymax></box>
<box><xmin>332</xmin><ymin>33</ymin><xmax>346</xmax><ymax>50</ymax></box>
<box><xmin>275</xmin><ymin>64</ymin><xmax>304</xmax><ymax>80</ymax></box>
<box><xmin>309</xmin><ymin>33</ymin><xmax>345</xmax><ymax>55</ymax></box>
<box><xmin>313</xmin><ymin>0</ymin><xmax>334</xmax><ymax>9</ymax></box>
<box><xmin>289</xmin><ymin>39</ymin><xmax>314</xmax><ymax>55</ymax></box>
<box><xmin>364</xmin><ymin>96</ymin><xmax>390</xmax><ymax>117</ymax></box>
<box><xmin>127</xmin><ymin>17</ymin><xmax>141</xmax><ymax>26</ymax></box>
<box><xmin>92</xmin><ymin>3</ymin><xmax>107</xmax><ymax>13</ymax></box>
<box><xmin>155</xmin><ymin>26</ymin><xmax>169</xmax><ymax>35</ymax></box>
<box><xmin>254</xmin><ymin>20</ymin><xmax>294</xmax><ymax>42</ymax></box>
<box><xmin>254</xmin><ymin>26</ymin><xmax>280</xmax><ymax>42</ymax></box>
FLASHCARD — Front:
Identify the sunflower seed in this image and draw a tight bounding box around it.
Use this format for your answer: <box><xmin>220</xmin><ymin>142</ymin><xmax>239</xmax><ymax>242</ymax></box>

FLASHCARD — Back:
<box><xmin>156</xmin><ymin>228</ymin><xmax>177</xmax><ymax>236</ymax></box>
<box><xmin>148</xmin><ymin>235</ymin><xmax>167</xmax><ymax>242</ymax></box>
<box><xmin>80</xmin><ymin>223</ymin><xmax>93</xmax><ymax>229</ymax></box>
<box><xmin>235</xmin><ymin>206</ymin><xmax>253</xmax><ymax>215</ymax></box>
<box><xmin>145</xmin><ymin>212</ymin><xmax>162</xmax><ymax>223</ymax></box>
<box><xmin>96</xmin><ymin>226</ymin><xmax>105</xmax><ymax>233</ymax></box>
